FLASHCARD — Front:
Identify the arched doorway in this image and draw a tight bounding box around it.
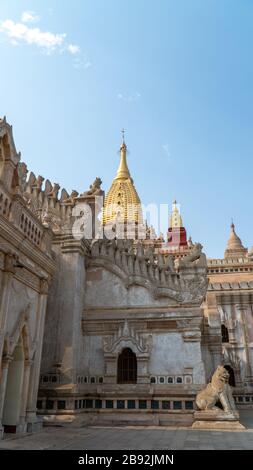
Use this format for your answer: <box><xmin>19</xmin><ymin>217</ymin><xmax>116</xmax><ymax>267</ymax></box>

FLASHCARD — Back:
<box><xmin>2</xmin><ymin>337</ymin><xmax>25</xmax><ymax>433</ymax></box>
<box><xmin>224</xmin><ymin>364</ymin><xmax>236</xmax><ymax>387</ymax></box>
<box><xmin>117</xmin><ymin>348</ymin><xmax>137</xmax><ymax>384</ymax></box>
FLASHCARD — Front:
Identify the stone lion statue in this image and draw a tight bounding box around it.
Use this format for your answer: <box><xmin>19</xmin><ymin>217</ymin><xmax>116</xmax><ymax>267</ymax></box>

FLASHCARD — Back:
<box><xmin>196</xmin><ymin>365</ymin><xmax>236</xmax><ymax>412</ymax></box>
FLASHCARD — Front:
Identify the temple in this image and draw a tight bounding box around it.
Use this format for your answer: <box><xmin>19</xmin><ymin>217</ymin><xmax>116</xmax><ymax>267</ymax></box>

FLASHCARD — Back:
<box><xmin>0</xmin><ymin>119</ymin><xmax>252</xmax><ymax>437</ymax></box>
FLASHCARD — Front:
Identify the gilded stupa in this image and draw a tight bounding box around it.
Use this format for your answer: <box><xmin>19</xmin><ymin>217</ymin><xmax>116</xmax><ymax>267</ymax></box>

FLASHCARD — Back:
<box><xmin>103</xmin><ymin>131</ymin><xmax>142</xmax><ymax>226</ymax></box>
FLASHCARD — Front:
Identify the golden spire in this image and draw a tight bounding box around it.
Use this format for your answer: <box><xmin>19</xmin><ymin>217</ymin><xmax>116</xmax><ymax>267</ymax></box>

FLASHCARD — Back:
<box><xmin>115</xmin><ymin>129</ymin><xmax>131</xmax><ymax>180</ymax></box>
<box><xmin>169</xmin><ymin>200</ymin><xmax>183</xmax><ymax>228</ymax></box>
<box><xmin>103</xmin><ymin>131</ymin><xmax>142</xmax><ymax>225</ymax></box>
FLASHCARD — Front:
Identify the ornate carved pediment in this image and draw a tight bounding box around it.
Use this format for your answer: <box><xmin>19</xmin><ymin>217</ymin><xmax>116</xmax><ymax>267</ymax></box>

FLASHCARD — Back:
<box><xmin>103</xmin><ymin>319</ymin><xmax>152</xmax><ymax>355</ymax></box>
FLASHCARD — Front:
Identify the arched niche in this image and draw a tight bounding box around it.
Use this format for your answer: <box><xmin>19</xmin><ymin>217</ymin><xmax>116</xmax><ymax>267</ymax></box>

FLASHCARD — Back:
<box><xmin>2</xmin><ymin>337</ymin><xmax>25</xmax><ymax>432</ymax></box>
<box><xmin>1</xmin><ymin>324</ymin><xmax>31</xmax><ymax>433</ymax></box>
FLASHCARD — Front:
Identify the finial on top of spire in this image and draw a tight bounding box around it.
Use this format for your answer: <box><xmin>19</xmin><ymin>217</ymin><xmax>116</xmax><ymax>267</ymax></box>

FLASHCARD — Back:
<box><xmin>115</xmin><ymin>129</ymin><xmax>130</xmax><ymax>179</ymax></box>
<box><xmin>231</xmin><ymin>218</ymin><xmax>235</xmax><ymax>230</ymax></box>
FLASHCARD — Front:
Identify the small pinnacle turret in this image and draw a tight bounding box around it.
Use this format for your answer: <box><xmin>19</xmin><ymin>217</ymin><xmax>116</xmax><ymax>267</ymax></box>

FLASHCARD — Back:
<box><xmin>224</xmin><ymin>221</ymin><xmax>247</xmax><ymax>258</ymax></box>
<box><xmin>167</xmin><ymin>200</ymin><xmax>187</xmax><ymax>248</ymax></box>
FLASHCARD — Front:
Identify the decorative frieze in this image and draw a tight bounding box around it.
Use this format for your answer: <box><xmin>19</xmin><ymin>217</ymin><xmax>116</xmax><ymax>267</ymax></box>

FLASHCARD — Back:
<box><xmin>89</xmin><ymin>239</ymin><xmax>208</xmax><ymax>305</ymax></box>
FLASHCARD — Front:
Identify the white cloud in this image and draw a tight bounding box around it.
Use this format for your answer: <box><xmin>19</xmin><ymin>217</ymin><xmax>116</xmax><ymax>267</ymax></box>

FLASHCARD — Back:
<box><xmin>162</xmin><ymin>144</ymin><xmax>172</xmax><ymax>160</ymax></box>
<box><xmin>0</xmin><ymin>19</ymin><xmax>66</xmax><ymax>53</ymax></box>
<box><xmin>117</xmin><ymin>92</ymin><xmax>141</xmax><ymax>102</ymax></box>
<box><xmin>73</xmin><ymin>57</ymin><xmax>92</xmax><ymax>70</ymax></box>
<box><xmin>68</xmin><ymin>44</ymin><xmax>80</xmax><ymax>55</ymax></box>
<box><xmin>0</xmin><ymin>14</ymin><xmax>89</xmax><ymax>68</ymax></box>
<box><xmin>21</xmin><ymin>11</ymin><xmax>40</xmax><ymax>24</ymax></box>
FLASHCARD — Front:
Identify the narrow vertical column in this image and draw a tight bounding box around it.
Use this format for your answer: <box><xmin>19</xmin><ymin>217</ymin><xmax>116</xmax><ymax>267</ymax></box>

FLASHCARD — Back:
<box><xmin>44</xmin><ymin>246</ymin><xmax>86</xmax><ymax>383</ymax></box>
<box><xmin>137</xmin><ymin>355</ymin><xmax>150</xmax><ymax>384</ymax></box>
<box><xmin>104</xmin><ymin>353</ymin><xmax>117</xmax><ymax>384</ymax></box>
<box><xmin>226</xmin><ymin>304</ymin><xmax>237</xmax><ymax>344</ymax></box>
<box><xmin>26</xmin><ymin>279</ymin><xmax>49</xmax><ymax>428</ymax></box>
<box><xmin>209</xmin><ymin>343</ymin><xmax>223</xmax><ymax>369</ymax></box>
<box><xmin>0</xmin><ymin>356</ymin><xmax>12</xmax><ymax>437</ymax></box>
<box><xmin>0</xmin><ymin>253</ymin><xmax>16</xmax><ymax>438</ymax></box>
<box><xmin>204</xmin><ymin>302</ymin><xmax>223</xmax><ymax>371</ymax></box>
<box><xmin>0</xmin><ymin>253</ymin><xmax>16</xmax><ymax>360</ymax></box>
<box><xmin>18</xmin><ymin>359</ymin><xmax>32</xmax><ymax>431</ymax></box>
<box><xmin>236</xmin><ymin>305</ymin><xmax>252</xmax><ymax>382</ymax></box>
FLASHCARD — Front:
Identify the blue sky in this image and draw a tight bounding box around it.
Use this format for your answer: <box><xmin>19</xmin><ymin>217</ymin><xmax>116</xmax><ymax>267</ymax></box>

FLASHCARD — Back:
<box><xmin>0</xmin><ymin>0</ymin><xmax>252</xmax><ymax>257</ymax></box>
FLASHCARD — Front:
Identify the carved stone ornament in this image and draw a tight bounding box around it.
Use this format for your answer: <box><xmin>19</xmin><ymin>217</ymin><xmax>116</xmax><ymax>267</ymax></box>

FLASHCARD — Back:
<box><xmin>89</xmin><ymin>239</ymin><xmax>208</xmax><ymax>305</ymax></box>
<box><xmin>40</xmin><ymin>278</ymin><xmax>49</xmax><ymax>295</ymax></box>
<box><xmin>103</xmin><ymin>319</ymin><xmax>152</xmax><ymax>354</ymax></box>
<box><xmin>4</xmin><ymin>252</ymin><xmax>17</xmax><ymax>273</ymax></box>
<box><xmin>17</xmin><ymin>162</ymin><xmax>28</xmax><ymax>192</ymax></box>
<box><xmin>80</xmin><ymin>177</ymin><xmax>103</xmax><ymax>197</ymax></box>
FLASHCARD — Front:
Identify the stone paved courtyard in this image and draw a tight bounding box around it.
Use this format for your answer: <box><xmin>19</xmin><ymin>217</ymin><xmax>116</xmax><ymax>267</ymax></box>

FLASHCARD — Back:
<box><xmin>0</xmin><ymin>411</ymin><xmax>253</xmax><ymax>450</ymax></box>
